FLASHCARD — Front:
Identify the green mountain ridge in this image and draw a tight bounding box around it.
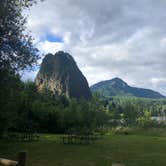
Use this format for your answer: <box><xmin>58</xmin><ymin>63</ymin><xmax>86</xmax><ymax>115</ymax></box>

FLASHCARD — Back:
<box><xmin>90</xmin><ymin>77</ymin><xmax>165</xmax><ymax>99</ymax></box>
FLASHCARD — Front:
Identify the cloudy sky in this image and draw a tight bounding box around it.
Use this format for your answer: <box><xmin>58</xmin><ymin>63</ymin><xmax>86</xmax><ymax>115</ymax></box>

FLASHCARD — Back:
<box><xmin>23</xmin><ymin>0</ymin><xmax>166</xmax><ymax>95</ymax></box>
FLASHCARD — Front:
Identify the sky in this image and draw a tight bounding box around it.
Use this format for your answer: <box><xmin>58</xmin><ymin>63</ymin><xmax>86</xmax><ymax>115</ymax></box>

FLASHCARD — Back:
<box><xmin>23</xmin><ymin>0</ymin><xmax>166</xmax><ymax>95</ymax></box>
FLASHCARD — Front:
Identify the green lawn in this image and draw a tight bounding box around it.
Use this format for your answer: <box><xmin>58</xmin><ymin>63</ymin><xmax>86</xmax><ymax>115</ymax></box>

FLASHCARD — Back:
<box><xmin>1</xmin><ymin>132</ymin><xmax>166</xmax><ymax>166</ymax></box>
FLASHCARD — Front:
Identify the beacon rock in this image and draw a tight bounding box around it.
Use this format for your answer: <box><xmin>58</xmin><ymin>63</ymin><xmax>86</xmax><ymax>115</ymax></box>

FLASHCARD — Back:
<box><xmin>35</xmin><ymin>51</ymin><xmax>92</xmax><ymax>100</ymax></box>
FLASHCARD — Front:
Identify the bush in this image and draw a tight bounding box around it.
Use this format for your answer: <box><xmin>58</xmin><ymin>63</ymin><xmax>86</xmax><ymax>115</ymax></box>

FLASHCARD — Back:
<box><xmin>112</xmin><ymin>127</ymin><xmax>133</xmax><ymax>135</ymax></box>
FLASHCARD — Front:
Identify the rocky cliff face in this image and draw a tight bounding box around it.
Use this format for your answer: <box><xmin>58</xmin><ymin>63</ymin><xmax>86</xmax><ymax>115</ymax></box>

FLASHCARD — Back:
<box><xmin>35</xmin><ymin>51</ymin><xmax>92</xmax><ymax>100</ymax></box>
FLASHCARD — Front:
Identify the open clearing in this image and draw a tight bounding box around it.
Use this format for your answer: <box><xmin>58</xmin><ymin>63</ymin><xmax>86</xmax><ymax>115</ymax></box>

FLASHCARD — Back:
<box><xmin>1</xmin><ymin>132</ymin><xmax>166</xmax><ymax>166</ymax></box>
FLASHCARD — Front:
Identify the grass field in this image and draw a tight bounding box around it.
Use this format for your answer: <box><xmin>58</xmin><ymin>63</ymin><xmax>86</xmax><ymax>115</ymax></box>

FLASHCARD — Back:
<box><xmin>1</xmin><ymin>130</ymin><xmax>166</xmax><ymax>166</ymax></box>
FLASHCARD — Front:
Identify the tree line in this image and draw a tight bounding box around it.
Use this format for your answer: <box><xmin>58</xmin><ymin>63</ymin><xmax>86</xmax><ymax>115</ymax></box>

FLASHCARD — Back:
<box><xmin>0</xmin><ymin>70</ymin><xmax>108</xmax><ymax>137</ymax></box>
<box><xmin>106</xmin><ymin>96</ymin><xmax>166</xmax><ymax>128</ymax></box>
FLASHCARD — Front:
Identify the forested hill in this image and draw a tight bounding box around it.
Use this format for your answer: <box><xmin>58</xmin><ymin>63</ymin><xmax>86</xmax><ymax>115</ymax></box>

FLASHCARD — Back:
<box><xmin>91</xmin><ymin>77</ymin><xmax>165</xmax><ymax>99</ymax></box>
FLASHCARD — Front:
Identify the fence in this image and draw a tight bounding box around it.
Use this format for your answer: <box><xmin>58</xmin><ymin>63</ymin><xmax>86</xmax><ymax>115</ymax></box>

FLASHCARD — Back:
<box><xmin>61</xmin><ymin>134</ymin><xmax>102</xmax><ymax>144</ymax></box>
<box><xmin>0</xmin><ymin>152</ymin><xmax>26</xmax><ymax>166</ymax></box>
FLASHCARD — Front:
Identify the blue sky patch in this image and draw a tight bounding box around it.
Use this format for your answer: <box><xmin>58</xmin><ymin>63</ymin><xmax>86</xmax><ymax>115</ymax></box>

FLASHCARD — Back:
<box><xmin>45</xmin><ymin>33</ymin><xmax>64</xmax><ymax>43</ymax></box>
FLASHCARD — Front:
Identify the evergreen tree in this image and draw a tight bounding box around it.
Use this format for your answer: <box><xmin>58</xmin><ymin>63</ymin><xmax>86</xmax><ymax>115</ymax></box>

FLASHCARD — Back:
<box><xmin>0</xmin><ymin>0</ymin><xmax>40</xmax><ymax>71</ymax></box>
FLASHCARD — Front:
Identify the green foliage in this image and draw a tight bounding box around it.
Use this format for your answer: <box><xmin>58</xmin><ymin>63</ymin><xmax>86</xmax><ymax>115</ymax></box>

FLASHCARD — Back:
<box><xmin>0</xmin><ymin>71</ymin><xmax>108</xmax><ymax>135</ymax></box>
<box><xmin>107</xmin><ymin>96</ymin><xmax>166</xmax><ymax>127</ymax></box>
<box><xmin>0</xmin><ymin>0</ymin><xmax>40</xmax><ymax>71</ymax></box>
<box><xmin>137</xmin><ymin>111</ymin><xmax>152</xmax><ymax>128</ymax></box>
<box><xmin>1</xmin><ymin>69</ymin><xmax>166</xmax><ymax>137</ymax></box>
<box><xmin>0</xmin><ymin>68</ymin><xmax>22</xmax><ymax>137</ymax></box>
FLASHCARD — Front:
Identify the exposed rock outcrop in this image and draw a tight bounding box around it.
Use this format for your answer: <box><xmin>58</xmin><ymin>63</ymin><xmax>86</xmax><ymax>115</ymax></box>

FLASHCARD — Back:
<box><xmin>35</xmin><ymin>51</ymin><xmax>92</xmax><ymax>100</ymax></box>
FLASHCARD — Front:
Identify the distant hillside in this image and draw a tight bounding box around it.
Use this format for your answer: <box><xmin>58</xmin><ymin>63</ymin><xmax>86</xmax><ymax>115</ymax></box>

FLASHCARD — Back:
<box><xmin>91</xmin><ymin>77</ymin><xmax>165</xmax><ymax>99</ymax></box>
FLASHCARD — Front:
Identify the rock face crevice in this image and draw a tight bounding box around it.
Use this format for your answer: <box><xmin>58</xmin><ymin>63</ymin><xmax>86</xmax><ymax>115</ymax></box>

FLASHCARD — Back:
<box><xmin>35</xmin><ymin>51</ymin><xmax>92</xmax><ymax>100</ymax></box>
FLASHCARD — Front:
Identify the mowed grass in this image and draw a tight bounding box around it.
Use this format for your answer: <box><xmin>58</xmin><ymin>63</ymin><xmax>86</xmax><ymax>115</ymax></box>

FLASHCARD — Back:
<box><xmin>1</xmin><ymin>131</ymin><xmax>166</xmax><ymax>166</ymax></box>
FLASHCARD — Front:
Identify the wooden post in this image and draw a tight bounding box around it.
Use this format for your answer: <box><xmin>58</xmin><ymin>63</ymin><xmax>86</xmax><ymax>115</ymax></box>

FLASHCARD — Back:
<box><xmin>17</xmin><ymin>152</ymin><xmax>27</xmax><ymax>166</ymax></box>
<box><xmin>0</xmin><ymin>158</ymin><xmax>18</xmax><ymax>166</ymax></box>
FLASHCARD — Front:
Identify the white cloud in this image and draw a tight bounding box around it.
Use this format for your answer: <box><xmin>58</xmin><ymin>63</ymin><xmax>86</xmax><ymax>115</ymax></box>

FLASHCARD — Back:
<box><xmin>37</xmin><ymin>41</ymin><xmax>65</xmax><ymax>54</ymax></box>
<box><xmin>24</xmin><ymin>0</ymin><xmax>166</xmax><ymax>95</ymax></box>
<box><xmin>21</xmin><ymin>70</ymin><xmax>38</xmax><ymax>82</ymax></box>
